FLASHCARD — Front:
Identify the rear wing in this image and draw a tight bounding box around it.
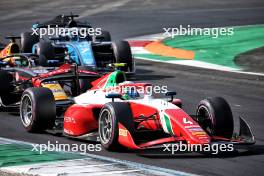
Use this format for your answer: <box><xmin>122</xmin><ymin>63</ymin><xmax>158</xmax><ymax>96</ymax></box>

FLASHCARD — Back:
<box><xmin>33</xmin><ymin>14</ymin><xmax>92</xmax><ymax>28</ymax></box>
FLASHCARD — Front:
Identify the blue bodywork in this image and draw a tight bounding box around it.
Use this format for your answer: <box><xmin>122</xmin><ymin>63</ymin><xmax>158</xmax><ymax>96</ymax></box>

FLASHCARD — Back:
<box><xmin>66</xmin><ymin>41</ymin><xmax>96</xmax><ymax>66</ymax></box>
<box><xmin>32</xmin><ymin>40</ymin><xmax>97</xmax><ymax>68</ymax></box>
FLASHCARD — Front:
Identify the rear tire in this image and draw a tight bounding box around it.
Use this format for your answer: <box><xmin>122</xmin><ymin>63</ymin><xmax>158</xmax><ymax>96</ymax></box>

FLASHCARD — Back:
<box><xmin>38</xmin><ymin>54</ymin><xmax>48</xmax><ymax>67</ymax></box>
<box><xmin>94</xmin><ymin>30</ymin><xmax>111</xmax><ymax>42</ymax></box>
<box><xmin>196</xmin><ymin>97</ymin><xmax>234</xmax><ymax>138</ymax></box>
<box><xmin>20</xmin><ymin>87</ymin><xmax>56</xmax><ymax>132</ymax></box>
<box><xmin>112</xmin><ymin>40</ymin><xmax>133</xmax><ymax>72</ymax></box>
<box><xmin>35</xmin><ymin>42</ymin><xmax>55</xmax><ymax>59</ymax></box>
<box><xmin>0</xmin><ymin>70</ymin><xmax>13</xmax><ymax>94</ymax></box>
<box><xmin>0</xmin><ymin>70</ymin><xmax>17</xmax><ymax>106</ymax></box>
<box><xmin>21</xmin><ymin>32</ymin><xmax>39</xmax><ymax>53</ymax></box>
<box><xmin>98</xmin><ymin>102</ymin><xmax>134</xmax><ymax>151</ymax></box>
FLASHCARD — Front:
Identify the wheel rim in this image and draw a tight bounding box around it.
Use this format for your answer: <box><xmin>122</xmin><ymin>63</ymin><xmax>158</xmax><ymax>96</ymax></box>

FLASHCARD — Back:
<box><xmin>197</xmin><ymin>105</ymin><xmax>214</xmax><ymax>135</ymax></box>
<box><xmin>99</xmin><ymin>109</ymin><xmax>113</xmax><ymax>144</ymax></box>
<box><xmin>21</xmin><ymin>95</ymin><xmax>33</xmax><ymax>127</ymax></box>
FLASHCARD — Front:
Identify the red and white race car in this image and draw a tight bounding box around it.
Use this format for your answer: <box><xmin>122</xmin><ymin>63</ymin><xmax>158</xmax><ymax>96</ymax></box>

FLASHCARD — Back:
<box><xmin>20</xmin><ymin>69</ymin><xmax>255</xmax><ymax>152</ymax></box>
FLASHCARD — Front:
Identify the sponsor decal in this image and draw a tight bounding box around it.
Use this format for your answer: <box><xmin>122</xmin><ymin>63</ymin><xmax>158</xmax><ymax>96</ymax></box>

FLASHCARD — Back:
<box><xmin>119</xmin><ymin>129</ymin><xmax>128</xmax><ymax>136</ymax></box>
<box><xmin>42</xmin><ymin>82</ymin><xmax>68</xmax><ymax>100</ymax></box>
<box><xmin>64</xmin><ymin>128</ymin><xmax>74</xmax><ymax>135</ymax></box>
<box><xmin>191</xmin><ymin>131</ymin><xmax>207</xmax><ymax>135</ymax></box>
<box><xmin>64</xmin><ymin>116</ymin><xmax>76</xmax><ymax>124</ymax></box>
<box><xmin>183</xmin><ymin>117</ymin><xmax>193</xmax><ymax>125</ymax></box>
<box><xmin>185</xmin><ymin>125</ymin><xmax>201</xmax><ymax>128</ymax></box>
<box><xmin>188</xmin><ymin>127</ymin><xmax>204</xmax><ymax>132</ymax></box>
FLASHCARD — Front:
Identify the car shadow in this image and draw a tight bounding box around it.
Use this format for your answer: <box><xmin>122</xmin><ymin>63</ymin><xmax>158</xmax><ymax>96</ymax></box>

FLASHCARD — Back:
<box><xmin>0</xmin><ymin>107</ymin><xmax>20</xmax><ymax>116</ymax></box>
<box><xmin>137</xmin><ymin>144</ymin><xmax>264</xmax><ymax>159</ymax></box>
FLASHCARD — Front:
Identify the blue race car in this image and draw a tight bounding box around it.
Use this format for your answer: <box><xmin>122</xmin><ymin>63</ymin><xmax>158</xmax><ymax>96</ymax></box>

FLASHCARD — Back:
<box><xmin>25</xmin><ymin>14</ymin><xmax>135</xmax><ymax>75</ymax></box>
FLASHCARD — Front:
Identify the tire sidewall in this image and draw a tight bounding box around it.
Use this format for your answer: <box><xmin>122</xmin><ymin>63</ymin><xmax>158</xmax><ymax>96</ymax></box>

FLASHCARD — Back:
<box><xmin>20</xmin><ymin>88</ymin><xmax>56</xmax><ymax>132</ymax></box>
<box><xmin>20</xmin><ymin>93</ymin><xmax>36</xmax><ymax>131</ymax></box>
<box><xmin>197</xmin><ymin>97</ymin><xmax>234</xmax><ymax>138</ymax></box>
<box><xmin>98</xmin><ymin>102</ymin><xmax>134</xmax><ymax>151</ymax></box>
<box><xmin>36</xmin><ymin>42</ymin><xmax>55</xmax><ymax>59</ymax></box>
<box><xmin>21</xmin><ymin>32</ymin><xmax>39</xmax><ymax>53</ymax></box>
<box><xmin>98</xmin><ymin>103</ymin><xmax>119</xmax><ymax>149</ymax></box>
<box><xmin>197</xmin><ymin>99</ymin><xmax>216</xmax><ymax>128</ymax></box>
<box><xmin>112</xmin><ymin>41</ymin><xmax>133</xmax><ymax>72</ymax></box>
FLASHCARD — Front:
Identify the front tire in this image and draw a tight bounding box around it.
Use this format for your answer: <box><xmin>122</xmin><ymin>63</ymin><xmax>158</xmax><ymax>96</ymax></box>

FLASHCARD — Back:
<box><xmin>112</xmin><ymin>40</ymin><xmax>133</xmax><ymax>72</ymax></box>
<box><xmin>196</xmin><ymin>97</ymin><xmax>234</xmax><ymax>138</ymax></box>
<box><xmin>20</xmin><ymin>87</ymin><xmax>56</xmax><ymax>132</ymax></box>
<box><xmin>98</xmin><ymin>102</ymin><xmax>134</xmax><ymax>151</ymax></box>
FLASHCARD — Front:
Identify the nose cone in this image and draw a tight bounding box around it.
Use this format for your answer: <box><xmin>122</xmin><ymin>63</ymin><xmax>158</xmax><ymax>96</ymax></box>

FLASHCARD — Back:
<box><xmin>161</xmin><ymin>109</ymin><xmax>211</xmax><ymax>144</ymax></box>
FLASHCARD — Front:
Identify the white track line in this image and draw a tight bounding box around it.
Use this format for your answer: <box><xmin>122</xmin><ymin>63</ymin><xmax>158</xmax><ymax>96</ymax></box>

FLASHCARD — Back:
<box><xmin>0</xmin><ymin>137</ymin><xmax>198</xmax><ymax>176</ymax></box>
<box><xmin>136</xmin><ymin>56</ymin><xmax>264</xmax><ymax>76</ymax></box>
<box><xmin>127</xmin><ymin>33</ymin><xmax>164</xmax><ymax>41</ymax></box>
<box><xmin>131</xmin><ymin>47</ymin><xmax>151</xmax><ymax>54</ymax></box>
<box><xmin>127</xmin><ymin>32</ymin><xmax>264</xmax><ymax>77</ymax></box>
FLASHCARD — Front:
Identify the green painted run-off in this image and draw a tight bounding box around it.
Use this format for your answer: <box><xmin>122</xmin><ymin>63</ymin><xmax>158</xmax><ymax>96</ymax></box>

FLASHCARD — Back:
<box><xmin>0</xmin><ymin>143</ymin><xmax>85</xmax><ymax>167</ymax></box>
<box><xmin>135</xmin><ymin>25</ymin><xmax>264</xmax><ymax>69</ymax></box>
<box><xmin>163</xmin><ymin>25</ymin><xmax>264</xmax><ymax>68</ymax></box>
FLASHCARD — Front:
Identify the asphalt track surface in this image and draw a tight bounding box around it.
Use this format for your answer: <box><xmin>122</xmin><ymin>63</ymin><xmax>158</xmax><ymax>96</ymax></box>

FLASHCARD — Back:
<box><xmin>0</xmin><ymin>0</ymin><xmax>264</xmax><ymax>175</ymax></box>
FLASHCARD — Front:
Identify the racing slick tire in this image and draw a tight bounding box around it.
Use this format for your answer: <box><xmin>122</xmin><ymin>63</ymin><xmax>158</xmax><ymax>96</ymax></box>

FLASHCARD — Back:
<box><xmin>196</xmin><ymin>97</ymin><xmax>234</xmax><ymax>139</ymax></box>
<box><xmin>35</xmin><ymin>42</ymin><xmax>55</xmax><ymax>59</ymax></box>
<box><xmin>20</xmin><ymin>87</ymin><xmax>56</xmax><ymax>133</ymax></box>
<box><xmin>112</xmin><ymin>40</ymin><xmax>133</xmax><ymax>72</ymax></box>
<box><xmin>38</xmin><ymin>54</ymin><xmax>48</xmax><ymax>67</ymax></box>
<box><xmin>98</xmin><ymin>102</ymin><xmax>134</xmax><ymax>151</ymax></box>
<box><xmin>0</xmin><ymin>70</ymin><xmax>17</xmax><ymax>106</ymax></box>
<box><xmin>21</xmin><ymin>32</ymin><xmax>39</xmax><ymax>53</ymax></box>
<box><xmin>0</xmin><ymin>70</ymin><xmax>13</xmax><ymax>94</ymax></box>
<box><xmin>93</xmin><ymin>30</ymin><xmax>111</xmax><ymax>42</ymax></box>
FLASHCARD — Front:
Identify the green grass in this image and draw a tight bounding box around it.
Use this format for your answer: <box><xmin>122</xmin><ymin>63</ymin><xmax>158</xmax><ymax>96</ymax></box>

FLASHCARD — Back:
<box><xmin>163</xmin><ymin>25</ymin><xmax>264</xmax><ymax>68</ymax></box>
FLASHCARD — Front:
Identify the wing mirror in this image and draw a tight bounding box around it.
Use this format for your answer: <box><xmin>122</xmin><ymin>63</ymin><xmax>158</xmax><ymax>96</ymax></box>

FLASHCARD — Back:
<box><xmin>165</xmin><ymin>91</ymin><xmax>177</xmax><ymax>102</ymax></box>
<box><xmin>105</xmin><ymin>93</ymin><xmax>122</xmax><ymax>102</ymax></box>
